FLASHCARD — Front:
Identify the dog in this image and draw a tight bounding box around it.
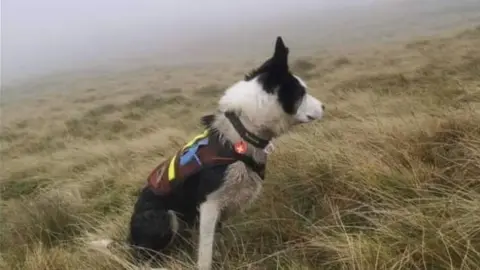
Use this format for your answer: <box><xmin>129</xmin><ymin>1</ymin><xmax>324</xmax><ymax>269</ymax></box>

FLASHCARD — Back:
<box><xmin>90</xmin><ymin>36</ymin><xmax>324</xmax><ymax>270</ymax></box>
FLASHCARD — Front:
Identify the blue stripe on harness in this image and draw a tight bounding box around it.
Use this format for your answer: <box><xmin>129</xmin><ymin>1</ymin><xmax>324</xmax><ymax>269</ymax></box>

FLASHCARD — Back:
<box><xmin>179</xmin><ymin>137</ymin><xmax>209</xmax><ymax>166</ymax></box>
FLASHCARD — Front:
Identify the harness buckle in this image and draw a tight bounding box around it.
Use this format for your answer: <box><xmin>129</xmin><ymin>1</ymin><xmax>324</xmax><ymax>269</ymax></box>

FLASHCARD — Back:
<box><xmin>263</xmin><ymin>142</ymin><xmax>275</xmax><ymax>155</ymax></box>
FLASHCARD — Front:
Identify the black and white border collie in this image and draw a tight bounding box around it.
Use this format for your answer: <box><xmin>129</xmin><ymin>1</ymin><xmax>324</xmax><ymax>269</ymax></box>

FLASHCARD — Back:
<box><xmin>91</xmin><ymin>36</ymin><xmax>324</xmax><ymax>270</ymax></box>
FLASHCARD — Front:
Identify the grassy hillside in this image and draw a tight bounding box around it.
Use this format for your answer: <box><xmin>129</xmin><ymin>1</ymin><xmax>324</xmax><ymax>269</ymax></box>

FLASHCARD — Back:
<box><xmin>1</xmin><ymin>26</ymin><xmax>480</xmax><ymax>270</ymax></box>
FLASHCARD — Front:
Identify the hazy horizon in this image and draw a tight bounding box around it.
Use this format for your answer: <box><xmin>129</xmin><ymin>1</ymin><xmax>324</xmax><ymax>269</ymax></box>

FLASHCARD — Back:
<box><xmin>2</xmin><ymin>0</ymin><xmax>480</xmax><ymax>87</ymax></box>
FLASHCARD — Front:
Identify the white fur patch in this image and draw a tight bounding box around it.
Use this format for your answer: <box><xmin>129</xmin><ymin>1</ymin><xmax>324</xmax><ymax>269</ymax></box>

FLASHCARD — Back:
<box><xmin>219</xmin><ymin>75</ymin><xmax>324</xmax><ymax>131</ymax></box>
<box><xmin>295</xmin><ymin>93</ymin><xmax>324</xmax><ymax>123</ymax></box>
<box><xmin>218</xmin><ymin>78</ymin><xmax>285</xmax><ymax>128</ymax></box>
<box><xmin>167</xmin><ymin>210</ymin><xmax>179</xmax><ymax>235</ymax></box>
<box><xmin>197</xmin><ymin>199</ymin><xmax>221</xmax><ymax>270</ymax></box>
<box><xmin>293</xmin><ymin>75</ymin><xmax>324</xmax><ymax>122</ymax></box>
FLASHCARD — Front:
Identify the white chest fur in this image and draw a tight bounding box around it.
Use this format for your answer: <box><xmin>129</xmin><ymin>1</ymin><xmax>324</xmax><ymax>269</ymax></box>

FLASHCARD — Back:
<box><xmin>213</xmin><ymin>161</ymin><xmax>264</xmax><ymax>214</ymax></box>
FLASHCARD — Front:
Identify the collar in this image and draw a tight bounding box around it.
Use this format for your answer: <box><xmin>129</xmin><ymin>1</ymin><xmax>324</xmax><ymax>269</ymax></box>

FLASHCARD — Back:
<box><xmin>224</xmin><ymin>111</ymin><xmax>271</xmax><ymax>149</ymax></box>
<box><xmin>207</xmin><ymin>131</ymin><xmax>267</xmax><ymax>180</ymax></box>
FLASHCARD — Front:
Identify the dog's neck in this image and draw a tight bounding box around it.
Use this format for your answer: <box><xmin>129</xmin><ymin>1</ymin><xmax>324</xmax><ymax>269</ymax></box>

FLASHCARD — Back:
<box><xmin>206</xmin><ymin>111</ymin><xmax>274</xmax><ymax>164</ymax></box>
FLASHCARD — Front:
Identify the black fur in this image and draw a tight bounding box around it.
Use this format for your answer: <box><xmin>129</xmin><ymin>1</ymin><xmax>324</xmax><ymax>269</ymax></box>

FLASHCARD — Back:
<box><xmin>245</xmin><ymin>36</ymin><xmax>306</xmax><ymax>115</ymax></box>
<box><xmin>127</xmin><ymin>115</ymin><xmax>228</xmax><ymax>262</ymax></box>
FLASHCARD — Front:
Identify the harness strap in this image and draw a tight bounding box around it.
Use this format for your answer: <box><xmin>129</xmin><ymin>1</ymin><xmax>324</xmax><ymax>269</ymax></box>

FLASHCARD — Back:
<box><xmin>233</xmin><ymin>153</ymin><xmax>266</xmax><ymax>179</ymax></box>
<box><xmin>182</xmin><ymin>130</ymin><xmax>209</xmax><ymax>150</ymax></box>
<box><xmin>167</xmin><ymin>130</ymin><xmax>210</xmax><ymax>181</ymax></box>
<box><xmin>146</xmin><ymin>129</ymin><xmax>267</xmax><ymax>195</ymax></box>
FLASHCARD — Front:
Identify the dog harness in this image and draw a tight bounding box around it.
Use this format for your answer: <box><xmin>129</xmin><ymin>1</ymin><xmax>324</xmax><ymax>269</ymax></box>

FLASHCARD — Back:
<box><xmin>146</xmin><ymin>129</ymin><xmax>266</xmax><ymax>195</ymax></box>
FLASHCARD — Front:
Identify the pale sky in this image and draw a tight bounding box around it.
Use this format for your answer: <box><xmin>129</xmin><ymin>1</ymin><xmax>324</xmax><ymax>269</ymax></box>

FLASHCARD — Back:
<box><xmin>1</xmin><ymin>0</ymin><xmax>385</xmax><ymax>84</ymax></box>
<box><xmin>2</xmin><ymin>0</ymin><xmax>479</xmax><ymax>85</ymax></box>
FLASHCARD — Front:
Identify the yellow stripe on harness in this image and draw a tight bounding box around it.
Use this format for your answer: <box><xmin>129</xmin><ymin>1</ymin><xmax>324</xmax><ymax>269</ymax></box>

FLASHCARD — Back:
<box><xmin>182</xmin><ymin>130</ymin><xmax>209</xmax><ymax>150</ymax></box>
<box><xmin>168</xmin><ymin>154</ymin><xmax>177</xmax><ymax>181</ymax></box>
<box><xmin>168</xmin><ymin>130</ymin><xmax>209</xmax><ymax>181</ymax></box>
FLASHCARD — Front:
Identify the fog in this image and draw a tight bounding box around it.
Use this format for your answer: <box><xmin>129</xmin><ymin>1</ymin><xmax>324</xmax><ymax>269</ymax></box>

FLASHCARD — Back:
<box><xmin>2</xmin><ymin>0</ymin><xmax>480</xmax><ymax>86</ymax></box>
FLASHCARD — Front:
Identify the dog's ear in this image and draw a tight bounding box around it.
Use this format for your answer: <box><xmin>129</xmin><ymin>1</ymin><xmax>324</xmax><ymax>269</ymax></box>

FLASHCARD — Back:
<box><xmin>243</xmin><ymin>36</ymin><xmax>290</xmax><ymax>83</ymax></box>
<box><xmin>200</xmin><ymin>114</ymin><xmax>215</xmax><ymax>127</ymax></box>
<box><xmin>272</xmin><ymin>36</ymin><xmax>289</xmax><ymax>68</ymax></box>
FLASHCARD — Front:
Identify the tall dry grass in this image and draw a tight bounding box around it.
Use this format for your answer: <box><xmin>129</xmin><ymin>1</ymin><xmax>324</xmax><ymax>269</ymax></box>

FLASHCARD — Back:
<box><xmin>1</xmin><ymin>26</ymin><xmax>480</xmax><ymax>270</ymax></box>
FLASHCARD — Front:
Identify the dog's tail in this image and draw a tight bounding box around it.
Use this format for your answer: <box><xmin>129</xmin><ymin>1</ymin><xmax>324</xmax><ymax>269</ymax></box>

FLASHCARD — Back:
<box><xmin>88</xmin><ymin>239</ymin><xmax>170</xmax><ymax>270</ymax></box>
<box><xmin>86</xmin><ymin>209</ymin><xmax>180</xmax><ymax>250</ymax></box>
<box><xmin>88</xmin><ymin>238</ymin><xmax>116</xmax><ymax>250</ymax></box>
<box><xmin>87</xmin><ymin>235</ymin><xmax>136</xmax><ymax>253</ymax></box>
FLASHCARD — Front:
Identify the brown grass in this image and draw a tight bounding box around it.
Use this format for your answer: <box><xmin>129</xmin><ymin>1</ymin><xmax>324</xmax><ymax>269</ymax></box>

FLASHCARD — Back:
<box><xmin>1</xmin><ymin>26</ymin><xmax>480</xmax><ymax>270</ymax></box>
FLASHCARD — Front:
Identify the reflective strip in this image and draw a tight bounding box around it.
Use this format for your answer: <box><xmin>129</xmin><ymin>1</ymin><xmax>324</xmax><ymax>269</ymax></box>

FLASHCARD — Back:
<box><xmin>182</xmin><ymin>130</ymin><xmax>209</xmax><ymax>150</ymax></box>
<box><xmin>168</xmin><ymin>154</ymin><xmax>177</xmax><ymax>181</ymax></box>
<box><xmin>168</xmin><ymin>130</ymin><xmax>209</xmax><ymax>182</ymax></box>
<box><xmin>155</xmin><ymin>164</ymin><xmax>167</xmax><ymax>185</ymax></box>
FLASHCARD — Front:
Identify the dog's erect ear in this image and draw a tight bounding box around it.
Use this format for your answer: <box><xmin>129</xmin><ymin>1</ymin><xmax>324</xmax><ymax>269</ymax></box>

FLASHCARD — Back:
<box><xmin>243</xmin><ymin>36</ymin><xmax>290</xmax><ymax>83</ymax></box>
<box><xmin>272</xmin><ymin>36</ymin><xmax>289</xmax><ymax>67</ymax></box>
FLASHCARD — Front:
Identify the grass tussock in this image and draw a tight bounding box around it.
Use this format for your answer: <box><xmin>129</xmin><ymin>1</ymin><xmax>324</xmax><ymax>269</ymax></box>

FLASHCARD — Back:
<box><xmin>1</xmin><ymin>26</ymin><xmax>480</xmax><ymax>269</ymax></box>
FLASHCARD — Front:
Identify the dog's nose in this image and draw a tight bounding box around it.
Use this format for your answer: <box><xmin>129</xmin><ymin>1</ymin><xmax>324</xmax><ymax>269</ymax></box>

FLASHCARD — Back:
<box><xmin>322</xmin><ymin>104</ymin><xmax>326</xmax><ymax>110</ymax></box>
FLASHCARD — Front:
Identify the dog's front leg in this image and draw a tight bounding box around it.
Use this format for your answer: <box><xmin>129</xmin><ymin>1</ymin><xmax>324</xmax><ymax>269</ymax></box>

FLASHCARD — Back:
<box><xmin>197</xmin><ymin>199</ymin><xmax>220</xmax><ymax>270</ymax></box>
<box><xmin>214</xmin><ymin>220</ymin><xmax>226</xmax><ymax>258</ymax></box>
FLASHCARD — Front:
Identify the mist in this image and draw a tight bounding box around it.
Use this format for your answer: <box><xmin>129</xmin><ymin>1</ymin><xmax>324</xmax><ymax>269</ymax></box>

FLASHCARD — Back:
<box><xmin>2</xmin><ymin>0</ymin><xmax>480</xmax><ymax>86</ymax></box>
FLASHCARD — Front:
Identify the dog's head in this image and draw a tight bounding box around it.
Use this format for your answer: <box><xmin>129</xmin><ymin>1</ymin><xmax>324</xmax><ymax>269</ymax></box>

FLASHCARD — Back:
<box><xmin>218</xmin><ymin>36</ymin><xmax>324</xmax><ymax>137</ymax></box>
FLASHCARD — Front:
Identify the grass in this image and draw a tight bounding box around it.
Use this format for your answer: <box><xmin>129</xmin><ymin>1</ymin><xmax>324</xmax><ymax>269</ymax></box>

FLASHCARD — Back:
<box><xmin>1</xmin><ymin>26</ymin><xmax>480</xmax><ymax>270</ymax></box>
